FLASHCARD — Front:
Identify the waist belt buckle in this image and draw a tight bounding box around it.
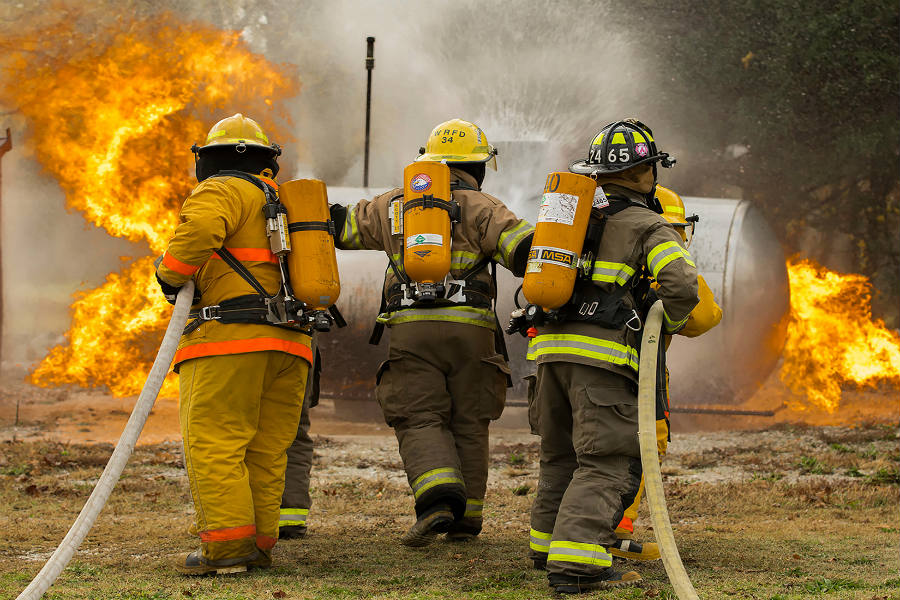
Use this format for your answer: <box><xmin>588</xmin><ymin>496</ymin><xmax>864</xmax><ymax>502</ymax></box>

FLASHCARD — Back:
<box><xmin>200</xmin><ymin>305</ymin><xmax>222</xmax><ymax>321</ymax></box>
<box><xmin>399</xmin><ymin>284</ymin><xmax>415</xmax><ymax>307</ymax></box>
<box><xmin>625</xmin><ymin>309</ymin><xmax>642</xmax><ymax>331</ymax></box>
<box><xmin>445</xmin><ymin>278</ymin><xmax>467</xmax><ymax>303</ymax></box>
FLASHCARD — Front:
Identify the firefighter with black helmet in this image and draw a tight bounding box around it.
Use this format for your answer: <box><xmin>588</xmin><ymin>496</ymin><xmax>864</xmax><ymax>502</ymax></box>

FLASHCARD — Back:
<box><xmin>156</xmin><ymin>114</ymin><xmax>314</xmax><ymax>574</ymax></box>
<box><xmin>525</xmin><ymin>119</ymin><xmax>699</xmax><ymax>593</ymax></box>
<box><xmin>329</xmin><ymin>118</ymin><xmax>534</xmax><ymax>546</ymax></box>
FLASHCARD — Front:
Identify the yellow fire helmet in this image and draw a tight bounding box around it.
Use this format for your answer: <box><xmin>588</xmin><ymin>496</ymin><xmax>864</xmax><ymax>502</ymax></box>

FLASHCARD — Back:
<box><xmin>656</xmin><ymin>184</ymin><xmax>698</xmax><ymax>246</ymax></box>
<box><xmin>416</xmin><ymin>118</ymin><xmax>498</xmax><ymax>170</ymax></box>
<box><xmin>191</xmin><ymin>113</ymin><xmax>281</xmax><ymax>157</ymax></box>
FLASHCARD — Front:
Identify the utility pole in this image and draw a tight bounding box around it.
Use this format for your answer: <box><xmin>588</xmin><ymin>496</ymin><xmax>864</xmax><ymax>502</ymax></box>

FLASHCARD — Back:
<box><xmin>363</xmin><ymin>36</ymin><xmax>375</xmax><ymax>188</ymax></box>
<box><xmin>0</xmin><ymin>128</ymin><xmax>11</xmax><ymax>371</ymax></box>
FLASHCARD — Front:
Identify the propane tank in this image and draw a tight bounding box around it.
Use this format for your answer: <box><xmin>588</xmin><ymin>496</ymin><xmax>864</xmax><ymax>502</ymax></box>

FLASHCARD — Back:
<box><xmin>278</xmin><ymin>179</ymin><xmax>341</xmax><ymax>310</ymax></box>
<box><xmin>522</xmin><ymin>172</ymin><xmax>596</xmax><ymax>310</ymax></box>
<box><xmin>402</xmin><ymin>161</ymin><xmax>452</xmax><ymax>284</ymax></box>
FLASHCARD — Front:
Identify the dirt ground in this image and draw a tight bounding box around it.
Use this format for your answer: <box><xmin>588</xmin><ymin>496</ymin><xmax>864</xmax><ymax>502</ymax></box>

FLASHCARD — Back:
<box><xmin>1</xmin><ymin>370</ymin><xmax>898</xmax><ymax>599</ymax></box>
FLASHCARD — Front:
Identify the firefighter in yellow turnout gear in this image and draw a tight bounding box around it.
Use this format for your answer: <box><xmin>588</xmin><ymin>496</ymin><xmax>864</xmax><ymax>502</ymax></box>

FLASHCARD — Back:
<box><xmin>156</xmin><ymin>114</ymin><xmax>312</xmax><ymax>574</ymax></box>
<box><xmin>612</xmin><ymin>185</ymin><xmax>723</xmax><ymax>560</ymax></box>
<box><xmin>330</xmin><ymin>119</ymin><xmax>534</xmax><ymax>546</ymax></box>
<box><xmin>525</xmin><ymin>120</ymin><xmax>699</xmax><ymax>594</ymax></box>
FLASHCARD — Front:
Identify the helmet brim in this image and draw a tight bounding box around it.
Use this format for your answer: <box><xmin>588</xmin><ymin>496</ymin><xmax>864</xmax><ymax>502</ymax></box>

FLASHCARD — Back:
<box><xmin>569</xmin><ymin>153</ymin><xmax>670</xmax><ymax>176</ymax></box>
<box><xmin>416</xmin><ymin>152</ymin><xmax>497</xmax><ymax>170</ymax></box>
<box><xmin>195</xmin><ymin>139</ymin><xmax>281</xmax><ymax>156</ymax></box>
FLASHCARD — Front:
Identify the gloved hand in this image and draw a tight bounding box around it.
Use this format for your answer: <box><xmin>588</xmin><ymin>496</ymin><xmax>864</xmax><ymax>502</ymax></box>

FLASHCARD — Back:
<box><xmin>156</xmin><ymin>273</ymin><xmax>181</xmax><ymax>305</ymax></box>
<box><xmin>154</xmin><ymin>255</ymin><xmax>200</xmax><ymax>305</ymax></box>
<box><xmin>328</xmin><ymin>203</ymin><xmax>347</xmax><ymax>239</ymax></box>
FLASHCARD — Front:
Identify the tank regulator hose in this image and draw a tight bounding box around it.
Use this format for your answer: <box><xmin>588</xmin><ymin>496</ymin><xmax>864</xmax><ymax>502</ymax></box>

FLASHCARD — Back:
<box><xmin>638</xmin><ymin>300</ymin><xmax>699</xmax><ymax>600</ymax></box>
<box><xmin>16</xmin><ymin>281</ymin><xmax>195</xmax><ymax>600</ymax></box>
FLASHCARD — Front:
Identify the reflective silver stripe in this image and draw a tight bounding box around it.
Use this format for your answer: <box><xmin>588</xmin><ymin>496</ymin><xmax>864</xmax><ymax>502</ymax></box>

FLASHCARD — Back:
<box><xmin>464</xmin><ymin>499</ymin><xmax>484</xmax><ymax>518</ymax></box>
<box><xmin>411</xmin><ymin>467</ymin><xmax>464</xmax><ymax>499</ymax></box>
<box><xmin>591</xmin><ymin>261</ymin><xmax>635</xmax><ymax>286</ymax></box>
<box><xmin>526</xmin><ymin>334</ymin><xmax>639</xmax><ymax>371</ymax></box>
<box><xmin>450</xmin><ymin>250</ymin><xmax>481</xmax><ymax>271</ymax></box>
<box><xmin>663</xmin><ymin>309</ymin><xmax>690</xmax><ymax>333</ymax></box>
<box><xmin>496</xmin><ymin>220</ymin><xmax>534</xmax><ymax>265</ymax></box>
<box><xmin>547</xmin><ymin>540</ymin><xmax>612</xmax><ymax>566</ymax></box>
<box><xmin>647</xmin><ymin>241</ymin><xmax>695</xmax><ymax>277</ymax></box>
<box><xmin>340</xmin><ymin>206</ymin><xmax>364</xmax><ymax>249</ymax></box>
<box><xmin>529</xmin><ymin>528</ymin><xmax>552</xmax><ymax>553</ymax></box>
<box><xmin>378</xmin><ymin>306</ymin><xmax>495</xmax><ymax>329</ymax></box>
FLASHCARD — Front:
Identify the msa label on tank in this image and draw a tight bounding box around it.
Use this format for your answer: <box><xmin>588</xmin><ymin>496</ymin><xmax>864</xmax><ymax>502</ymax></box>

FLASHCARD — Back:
<box><xmin>406</xmin><ymin>233</ymin><xmax>443</xmax><ymax>249</ymax></box>
<box><xmin>593</xmin><ymin>186</ymin><xmax>610</xmax><ymax>209</ymax></box>
<box><xmin>537</xmin><ymin>192</ymin><xmax>579</xmax><ymax>225</ymax></box>
<box><xmin>390</xmin><ymin>199</ymin><xmax>403</xmax><ymax>235</ymax></box>
<box><xmin>528</xmin><ymin>245</ymin><xmax>577</xmax><ymax>268</ymax></box>
<box><xmin>409</xmin><ymin>173</ymin><xmax>433</xmax><ymax>192</ymax></box>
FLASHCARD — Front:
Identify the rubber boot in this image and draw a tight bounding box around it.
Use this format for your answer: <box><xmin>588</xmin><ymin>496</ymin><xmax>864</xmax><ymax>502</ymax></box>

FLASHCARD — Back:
<box><xmin>400</xmin><ymin>503</ymin><xmax>454</xmax><ymax>547</ymax></box>
<box><xmin>175</xmin><ymin>549</ymin><xmax>259</xmax><ymax>576</ymax></box>
<box><xmin>279</xmin><ymin>525</ymin><xmax>308</xmax><ymax>540</ymax></box>
<box><xmin>445</xmin><ymin>516</ymin><xmax>482</xmax><ymax>542</ymax></box>
<box><xmin>548</xmin><ymin>568</ymin><xmax>642</xmax><ymax>593</ymax></box>
<box><xmin>609</xmin><ymin>538</ymin><xmax>660</xmax><ymax>561</ymax></box>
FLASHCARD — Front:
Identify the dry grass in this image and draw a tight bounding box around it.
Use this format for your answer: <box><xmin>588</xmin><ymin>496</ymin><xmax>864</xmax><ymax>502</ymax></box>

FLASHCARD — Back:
<box><xmin>1</xmin><ymin>427</ymin><xmax>898</xmax><ymax>599</ymax></box>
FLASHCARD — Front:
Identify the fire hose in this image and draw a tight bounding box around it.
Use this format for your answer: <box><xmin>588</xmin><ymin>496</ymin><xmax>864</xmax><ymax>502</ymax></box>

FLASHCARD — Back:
<box><xmin>16</xmin><ymin>281</ymin><xmax>195</xmax><ymax>600</ymax></box>
<box><xmin>639</xmin><ymin>300</ymin><xmax>699</xmax><ymax>600</ymax></box>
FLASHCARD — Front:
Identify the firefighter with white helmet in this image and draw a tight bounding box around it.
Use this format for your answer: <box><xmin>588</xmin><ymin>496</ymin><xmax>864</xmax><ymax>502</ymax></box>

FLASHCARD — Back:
<box><xmin>156</xmin><ymin>114</ymin><xmax>318</xmax><ymax>574</ymax></box>
<box><xmin>329</xmin><ymin>118</ymin><xmax>534</xmax><ymax>546</ymax></box>
<box><xmin>524</xmin><ymin>119</ymin><xmax>699</xmax><ymax>593</ymax></box>
<box><xmin>612</xmin><ymin>185</ymin><xmax>723</xmax><ymax>560</ymax></box>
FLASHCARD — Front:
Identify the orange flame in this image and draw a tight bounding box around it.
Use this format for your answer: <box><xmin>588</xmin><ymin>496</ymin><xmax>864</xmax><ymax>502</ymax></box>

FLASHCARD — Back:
<box><xmin>0</xmin><ymin>12</ymin><xmax>299</xmax><ymax>396</ymax></box>
<box><xmin>780</xmin><ymin>259</ymin><xmax>900</xmax><ymax>413</ymax></box>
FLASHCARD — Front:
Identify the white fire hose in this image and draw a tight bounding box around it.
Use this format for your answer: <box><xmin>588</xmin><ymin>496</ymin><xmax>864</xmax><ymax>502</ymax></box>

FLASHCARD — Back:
<box><xmin>16</xmin><ymin>281</ymin><xmax>195</xmax><ymax>600</ymax></box>
<box><xmin>639</xmin><ymin>300</ymin><xmax>699</xmax><ymax>600</ymax></box>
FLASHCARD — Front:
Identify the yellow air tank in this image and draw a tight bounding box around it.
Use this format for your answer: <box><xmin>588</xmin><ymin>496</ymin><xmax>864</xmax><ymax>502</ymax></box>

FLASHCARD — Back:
<box><xmin>402</xmin><ymin>161</ymin><xmax>452</xmax><ymax>283</ymax></box>
<box><xmin>522</xmin><ymin>172</ymin><xmax>596</xmax><ymax>310</ymax></box>
<box><xmin>279</xmin><ymin>179</ymin><xmax>341</xmax><ymax>310</ymax></box>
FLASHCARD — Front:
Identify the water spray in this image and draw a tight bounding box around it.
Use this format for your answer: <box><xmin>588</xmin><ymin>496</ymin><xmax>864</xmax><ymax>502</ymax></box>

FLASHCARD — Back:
<box><xmin>16</xmin><ymin>281</ymin><xmax>195</xmax><ymax>600</ymax></box>
<box><xmin>639</xmin><ymin>300</ymin><xmax>699</xmax><ymax>600</ymax></box>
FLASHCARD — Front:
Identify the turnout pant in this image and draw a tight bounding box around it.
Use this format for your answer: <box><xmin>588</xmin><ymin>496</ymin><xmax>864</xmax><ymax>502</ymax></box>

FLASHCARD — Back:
<box><xmin>376</xmin><ymin>321</ymin><xmax>509</xmax><ymax>529</ymax></box>
<box><xmin>528</xmin><ymin>362</ymin><xmax>642</xmax><ymax>578</ymax></box>
<box><xmin>280</xmin><ymin>344</ymin><xmax>320</xmax><ymax>530</ymax></box>
<box><xmin>179</xmin><ymin>351</ymin><xmax>308</xmax><ymax>561</ymax></box>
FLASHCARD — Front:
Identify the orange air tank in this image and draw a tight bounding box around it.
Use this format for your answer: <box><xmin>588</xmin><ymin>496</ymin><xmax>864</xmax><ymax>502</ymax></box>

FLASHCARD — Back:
<box><xmin>278</xmin><ymin>179</ymin><xmax>341</xmax><ymax>310</ymax></box>
<box><xmin>522</xmin><ymin>172</ymin><xmax>596</xmax><ymax>310</ymax></box>
<box><xmin>402</xmin><ymin>161</ymin><xmax>452</xmax><ymax>283</ymax></box>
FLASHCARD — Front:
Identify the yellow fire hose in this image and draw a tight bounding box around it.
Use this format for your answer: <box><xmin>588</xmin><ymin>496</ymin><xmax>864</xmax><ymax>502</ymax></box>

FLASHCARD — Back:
<box><xmin>639</xmin><ymin>300</ymin><xmax>699</xmax><ymax>600</ymax></box>
<box><xmin>16</xmin><ymin>281</ymin><xmax>195</xmax><ymax>600</ymax></box>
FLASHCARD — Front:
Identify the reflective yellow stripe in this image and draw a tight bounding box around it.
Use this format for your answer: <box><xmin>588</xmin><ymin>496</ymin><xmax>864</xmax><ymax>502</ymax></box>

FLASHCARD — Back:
<box><xmin>378</xmin><ymin>306</ymin><xmax>495</xmax><ymax>329</ymax></box>
<box><xmin>548</xmin><ymin>539</ymin><xmax>612</xmax><ymax>567</ymax></box>
<box><xmin>450</xmin><ymin>250</ymin><xmax>481</xmax><ymax>271</ymax></box>
<box><xmin>526</xmin><ymin>334</ymin><xmax>639</xmax><ymax>371</ymax></box>
<box><xmin>411</xmin><ymin>467</ymin><xmax>464</xmax><ymax>499</ymax></box>
<box><xmin>663</xmin><ymin>309</ymin><xmax>690</xmax><ymax>333</ymax></box>
<box><xmin>591</xmin><ymin>261</ymin><xmax>635</xmax><ymax>286</ymax></box>
<box><xmin>665</xmin><ymin>205</ymin><xmax>685</xmax><ymax>216</ymax></box>
<box><xmin>611</xmin><ymin>132</ymin><xmax>626</xmax><ymax>144</ymax></box>
<box><xmin>340</xmin><ymin>206</ymin><xmax>364</xmax><ymax>249</ymax></box>
<box><xmin>496</xmin><ymin>220</ymin><xmax>534</xmax><ymax>266</ymax></box>
<box><xmin>647</xmin><ymin>241</ymin><xmax>694</xmax><ymax>277</ymax></box>
<box><xmin>278</xmin><ymin>507</ymin><xmax>309</xmax><ymax>527</ymax></box>
<box><xmin>529</xmin><ymin>528</ymin><xmax>552</xmax><ymax>553</ymax></box>
<box><xmin>464</xmin><ymin>498</ymin><xmax>484</xmax><ymax>518</ymax></box>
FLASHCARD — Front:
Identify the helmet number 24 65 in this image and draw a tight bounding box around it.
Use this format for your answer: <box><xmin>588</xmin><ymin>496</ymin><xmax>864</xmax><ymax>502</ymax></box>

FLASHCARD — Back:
<box><xmin>590</xmin><ymin>148</ymin><xmax>630</xmax><ymax>163</ymax></box>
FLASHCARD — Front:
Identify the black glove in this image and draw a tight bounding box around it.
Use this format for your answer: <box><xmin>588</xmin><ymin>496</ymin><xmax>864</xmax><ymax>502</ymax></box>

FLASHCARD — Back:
<box><xmin>329</xmin><ymin>203</ymin><xmax>347</xmax><ymax>239</ymax></box>
<box><xmin>156</xmin><ymin>273</ymin><xmax>181</xmax><ymax>305</ymax></box>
